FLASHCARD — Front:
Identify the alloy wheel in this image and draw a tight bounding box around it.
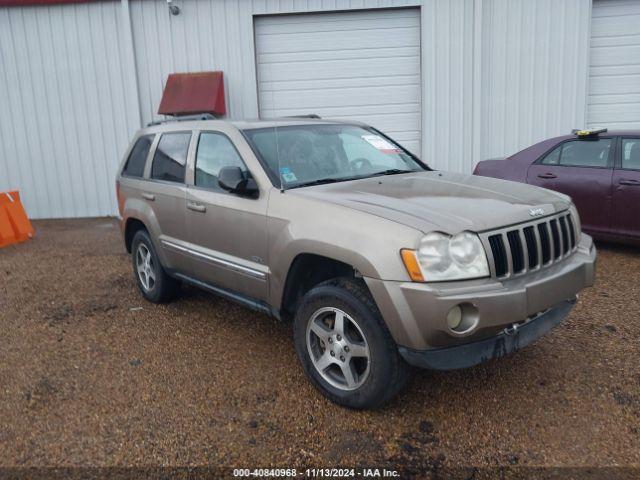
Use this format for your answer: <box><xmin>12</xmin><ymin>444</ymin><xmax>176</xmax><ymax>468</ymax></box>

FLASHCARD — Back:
<box><xmin>306</xmin><ymin>307</ymin><xmax>371</xmax><ymax>391</ymax></box>
<box><xmin>136</xmin><ymin>243</ymin><xmax>156</xmax><ymax>292</ymax></box>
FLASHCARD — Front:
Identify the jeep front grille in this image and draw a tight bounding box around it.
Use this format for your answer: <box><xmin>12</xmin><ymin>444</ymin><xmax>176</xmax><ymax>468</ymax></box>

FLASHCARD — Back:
<box><xmin>482</xmin><ymin>211</ymin><xmax>579</xmax><ymax>279</ymax></box>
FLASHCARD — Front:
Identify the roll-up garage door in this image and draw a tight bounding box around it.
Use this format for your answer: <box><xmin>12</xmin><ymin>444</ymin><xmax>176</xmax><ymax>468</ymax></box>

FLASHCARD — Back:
<box><xmin>588</xmin><ymin>0</ymin><xmax>640</xmax><ymax>128</ymax></box>
<box><xmin>255</xmin><ymin>8</ymin><xmax>422</xmax><ymax>154</ymax></box>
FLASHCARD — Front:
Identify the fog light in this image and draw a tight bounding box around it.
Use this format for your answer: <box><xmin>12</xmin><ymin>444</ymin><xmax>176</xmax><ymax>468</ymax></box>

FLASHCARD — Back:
<box><xmin>446</xmin><ymin>305</ymin><xmax>463</xmax><ymax>330</ymax></box>
<box><xmin>446</xmin><ymin>303</ymin><xmax>480</xmax><ymax>334</ymax></box>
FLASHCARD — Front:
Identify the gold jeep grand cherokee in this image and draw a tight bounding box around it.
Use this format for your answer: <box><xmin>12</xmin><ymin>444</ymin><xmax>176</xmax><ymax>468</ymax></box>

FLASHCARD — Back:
<box><xmin>116</xmin><ymin>116</ymin><xmax>596</xmax><ymax>409</ymax></box>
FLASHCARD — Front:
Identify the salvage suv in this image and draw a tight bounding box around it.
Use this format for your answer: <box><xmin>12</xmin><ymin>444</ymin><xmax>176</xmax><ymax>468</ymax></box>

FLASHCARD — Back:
<box><xmin>116</xmin><ymin>117</ymin><xmax>596</xmax><ymax>409</ymax></box>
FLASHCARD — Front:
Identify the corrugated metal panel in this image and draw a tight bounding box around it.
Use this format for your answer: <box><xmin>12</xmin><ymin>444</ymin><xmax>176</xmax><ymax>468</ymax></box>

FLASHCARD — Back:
<box><xmin>421</xmin><ymin>0</ymin><xmax>475</xmax><ymax>171</ymax></box>
<box><xmin>0</xmin><ymin>1</ymin><xmax>140</xmax><ymax>218</ymax></box>
<box><xmin>1</xmin><ymin>0</ymin><xmax>596</xmax><ymax>218</ymax></box>
<box><xmin>478</xmin><ymin>0</ymin><xmax>592</xmax><ymax>166</ymax></box>
<box><xmin>129</xmin><ymin>0</ymin><xmax>420</xmax><ymax>127</ymax></box>
<box><xmin>254</xmin><ymin>8</ymin><xmax>421</xmax><ymax>154</ymax></box>
<box><xmin>588</xmin><ymin>0</ymin><xmax>640</xmax><ymax>128</ymax></box>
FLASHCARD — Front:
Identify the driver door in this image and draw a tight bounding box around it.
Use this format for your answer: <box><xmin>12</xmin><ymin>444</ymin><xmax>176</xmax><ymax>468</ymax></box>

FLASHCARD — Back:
<box><xmin>526</xmin><ymin>137</ymin><xmax>614</xmax><ymax>235</ymax></box>
<box><xmin>185</xmin><ymin>130</ymin><xmax>269</xmax><ymax>301</ymax></box>
<box><xmin>611</xmin><ymin>137</ymin><xmax>640</xmax><ymax>238</ymax></box>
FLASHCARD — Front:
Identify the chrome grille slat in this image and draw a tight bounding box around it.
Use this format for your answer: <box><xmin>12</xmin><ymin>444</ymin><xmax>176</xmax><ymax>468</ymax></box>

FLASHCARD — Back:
<box><xmin>480</xmin><ymin>210</ymin><xmax>579</xmax><ymax>280</ymax></box>
<box><xmin>532</xmin><ymin>223</ymin><xmax>543</xmax><ymax>268</ymax></box>
<box><xmin>549</xmin><ymin>219</ymin><xmax>561</xmax><ymax>260</ymax></box>
<box><xmin>539</xmin><ymin>222</ymin><xmax>552</xmax><ymax>264</ymax></box>
<box><xmin>566</xmin><ymin>214</ymin><xmax>576</xmax><ymax>248</ymax></box>
<box><xmin>506</xmin><ymin>230</ymin><xmax>524</xmax><ymax>273</ymax></box>
<box><xmin>518</xmin><ymin>228</ymin><xmax>530</xmax><ymax>271</ymax></box>
<box><xmin>558</xmin><ymin>216</ymin><xmax>570</xmax><ymax>255</ymax></box>
<box><xmin>502</xmin><ymin>232</ymin><xmax>514</xmax><ymax>276</ymax></box>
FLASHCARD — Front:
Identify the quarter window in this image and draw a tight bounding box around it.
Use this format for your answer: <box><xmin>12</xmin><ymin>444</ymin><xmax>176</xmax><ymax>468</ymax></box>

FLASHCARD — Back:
<box><xmin>122</xmin><ymin>135</ymin><xmax>154</xmax><ymax>177</ymax></box>
<box><xmin>195</xmin><ymin>132</ymin><xmax>248</xmax><ymax>191</ymax></box>
<box><xmin>151</xmin><ymin>132</ymin><xmax>191</xmax><ymax>183</ymax></box>
<box><xmin>541</xmin><ymin>139</ymin><xmax>612</xmax><ymax>168</ymax></box>
<box><xmin>622</xmin><ymin>139</ymin><xmax>640</xmax><ymax>170</ymax></box>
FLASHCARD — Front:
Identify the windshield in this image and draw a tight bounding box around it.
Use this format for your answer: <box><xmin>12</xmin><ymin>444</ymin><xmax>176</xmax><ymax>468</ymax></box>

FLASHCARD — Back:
<box><xmin>242</xmin><ymin>124</ymin><xmax>428</xmax><ymax>189</ymax></box>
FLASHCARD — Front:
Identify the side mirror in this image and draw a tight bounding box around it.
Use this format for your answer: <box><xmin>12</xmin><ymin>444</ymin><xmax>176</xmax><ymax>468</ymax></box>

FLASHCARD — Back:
<box><xmin>218</xmin><ymin>166</ymin><xmax>259</xmax><ymax>197</ymax></box>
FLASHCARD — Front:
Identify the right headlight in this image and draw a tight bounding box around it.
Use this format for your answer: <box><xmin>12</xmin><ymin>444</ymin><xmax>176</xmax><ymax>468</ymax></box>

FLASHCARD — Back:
<box><xmin>401</xmin><ymin>231</ymin><xmax>490</xmax><ymax>282</ymax></box>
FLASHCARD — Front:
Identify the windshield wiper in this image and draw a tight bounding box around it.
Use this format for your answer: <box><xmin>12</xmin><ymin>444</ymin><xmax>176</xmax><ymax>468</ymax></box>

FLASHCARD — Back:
<box><xmin>289</xmin><ymin>177</ymin><xmax>347</xmax><ymax>189</ymax></box>
<box><xmin>289</xmin><ymin>170</ymin><xmax>415</xmax><ymax>189</ymax></box>
<box><xmin>365</xmin><ymin>168</ymin><xmax>415</xmax><ymax>178</ymax></box>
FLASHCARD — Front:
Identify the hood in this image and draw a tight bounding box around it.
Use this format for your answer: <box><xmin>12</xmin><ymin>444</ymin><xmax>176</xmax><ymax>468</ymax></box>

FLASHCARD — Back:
<box><xmin>290</xmin><ymin>171</ymin><xmax>571</xmax><ymax>233</ymax></box>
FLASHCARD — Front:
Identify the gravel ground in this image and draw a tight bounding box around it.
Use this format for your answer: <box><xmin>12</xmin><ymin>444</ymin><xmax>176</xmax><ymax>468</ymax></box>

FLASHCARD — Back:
<box><xmin>0</xmin><ymin>218</ymin><xmax>639</xmax><ymax>475</ymax></box>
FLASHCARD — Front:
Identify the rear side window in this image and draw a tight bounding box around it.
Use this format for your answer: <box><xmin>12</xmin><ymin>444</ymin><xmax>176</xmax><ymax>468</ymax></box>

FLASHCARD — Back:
<box><xmin>541</xmin><ymin>139</ymin><xmax>612</xmax><ymax>168</ymax></box>
<box><xmin>151</xmin><ymin>132</ymin><xmax>192</xmax><ymax>183</ymax></box>
<box><xmin>622</xmin><ymin>138</ymin><xmax>640</xmax><ymax>170</ymax></box>
<box><xmin>195</xmin><ymin>132</ymin><xmax>247</xmax><ymax>191</ymax></box>
<box><xmin>122</xmin><ymin>135</ymin><xmax>154</xmax><ymax>177</ymax></box>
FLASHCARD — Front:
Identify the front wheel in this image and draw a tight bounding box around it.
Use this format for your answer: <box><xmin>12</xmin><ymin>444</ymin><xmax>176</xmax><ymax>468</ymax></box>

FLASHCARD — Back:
<box><xmin>293</xmin><ymin>278</ymin><xmax>409</xmax><ymax>409</ymax></box>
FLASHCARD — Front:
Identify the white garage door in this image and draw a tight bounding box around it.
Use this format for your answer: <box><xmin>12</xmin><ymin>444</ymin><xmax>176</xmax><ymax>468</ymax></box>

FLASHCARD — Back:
<box><xmin>588</xmin><ymin>0</ymin><xmax>640</xmax><ymax>128</ymax></box>
<box><xmin>255</xmin><ymin>8</ymin><xmax>422</xmax><ymax>154</ymax></box>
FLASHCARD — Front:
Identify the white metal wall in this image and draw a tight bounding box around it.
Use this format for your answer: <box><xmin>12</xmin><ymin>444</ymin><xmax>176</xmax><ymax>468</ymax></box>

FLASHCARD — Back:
<box><xmin>0</xmin><ymin>1</ymin><xmax>140</xmax><ymax>218</ymax></box>
<box><xmin>478</xmin><ymin>0</ymin><xmax>592</xmax><ymax>164</ymax></box>
<box><xmin>588</xmin><ymin>0</ymin><xmax>640</xmax><ymax>128</ymax></box>
<box><xmin>0</xmin><ymin>0</ymin><xmax>593</xmax><ymax>219</ymax></box>
<box><xmin>129</xmin><ymin>0</ymin><xmax>421</xmax><ymax>128</ymax></box>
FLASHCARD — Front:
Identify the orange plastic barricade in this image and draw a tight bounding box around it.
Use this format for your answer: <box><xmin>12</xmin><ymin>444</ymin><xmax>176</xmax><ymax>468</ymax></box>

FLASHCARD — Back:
<box><xmin>0</xmin><ymin>191</ymin><xmax>35</xmax><ymax>247</ymax></box>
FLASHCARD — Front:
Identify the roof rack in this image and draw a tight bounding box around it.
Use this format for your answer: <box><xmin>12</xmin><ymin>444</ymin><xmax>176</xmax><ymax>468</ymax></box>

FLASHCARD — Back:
<box><xmin>147</xmin><ymin>113</ymin><xmax>217</xmax><ymax>127</ymax></box>
<box><xmin>283</xmin><ymin>114</ymin><xmax>321</xmax><ymax>119</ymax></box>
<box><xmin>572</xmin><ymin>127</ymin><xmax>607</xmax><ymax>137</ymax></box>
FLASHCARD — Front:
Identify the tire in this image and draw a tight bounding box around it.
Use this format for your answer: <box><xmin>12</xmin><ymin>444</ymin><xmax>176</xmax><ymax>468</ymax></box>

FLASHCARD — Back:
<box><xmin>293</xmin><ymin>277</ymin><xmax>409</xmax><ymax>409</ymax></box>
<box><xmin>131</xmin><ymin>229</ymin><xmax>180</xmax><ymax>303</ymax></box>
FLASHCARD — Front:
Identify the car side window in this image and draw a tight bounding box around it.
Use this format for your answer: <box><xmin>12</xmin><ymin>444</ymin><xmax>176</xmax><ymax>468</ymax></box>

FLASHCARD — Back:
<box><xmin>541</xmin><ymin>139</ymin><xmax>612</xmax><ymax>168</ymax></box>
<box><xmin>122</xmin><ymin>134</ymin><xmax>154</xmax><ymax>177</ymax></box>
<box><xmin>622</xmin><ymin>138</ymin><xmax>640</xmax><ymax>170</ymax></box>
<box><xmin>151</xmin><ymin>132</ymin><xmax>191</xmax><ymax>183</ymax></box>
<box><xmin>541</xmin><ymin>144</ymin><xmax>561</xmax><ymax>165</ymax></box>
<box><xmin>195</xmin><ymin>132</ymin><xmax>248</xmax><ymax>191</ymax></box>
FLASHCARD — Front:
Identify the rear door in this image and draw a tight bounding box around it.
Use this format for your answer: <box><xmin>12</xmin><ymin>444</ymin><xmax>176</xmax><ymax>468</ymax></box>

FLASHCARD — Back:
<box><xmin>611</xmin><ymin>137</ymin><xmax>640</xmax><ymax>238</ymax></box>
<box><xmin>143</xmin><ymin>131</ymin><xmax>192</xmax><ymax>272</ymax></box>
<box><xmin>184</xmin><ymin>130</ymin><xmax>269</xmax><ymax>301</ymax></box>
<box><xmin>526</xmin><ymin>137</ymin><xmax>614</xmax><ymax>234</ymax></box>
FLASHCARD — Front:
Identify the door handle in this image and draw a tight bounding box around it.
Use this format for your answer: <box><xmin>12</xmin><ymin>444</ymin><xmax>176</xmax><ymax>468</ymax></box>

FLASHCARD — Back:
<box><xmin>537</xmin><ymin>173</ymin><xmax>557</xmax><ymax>179</ymax></box>
<box><xmin>142</xmin><ymin>193</ymin><xmax>155</xmax><ymax>201</ymax></box>
<box><xmin>187</xmin><ymin>201</ymin><xmax>206</xmax><ymax>213</ymax></box>
<box><xmin>619</xmin><ymin>179</ymin><xmax>640</xmax><ymax>186</ymax></box>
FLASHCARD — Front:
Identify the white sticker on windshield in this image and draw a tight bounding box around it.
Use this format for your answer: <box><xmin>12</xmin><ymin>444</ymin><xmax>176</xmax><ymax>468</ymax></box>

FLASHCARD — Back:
<box><xmin>361</xmin><ymin>134</ymin><xmax>400</xmax><ymax>153</ymax></box>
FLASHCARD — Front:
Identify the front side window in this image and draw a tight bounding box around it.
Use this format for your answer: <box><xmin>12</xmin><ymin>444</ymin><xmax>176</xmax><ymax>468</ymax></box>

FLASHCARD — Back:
<box><xmin>151</xmin><ymin>132</ymin><xmax>191</xmax><ymax>183</ymax></box>
<box><xmin>622</xmin><ymin>138</ymin><xmax>640</xmax><ymax>170</ymax></box>
<box><xmin>122</xmin><ymin>134</ymin><xmax>154</xmax><ymax>177</ymax></box>
<box><xmin>242</xmin><ymin>124</ymin><xmax>426</xmax><ymax>189</ymax></box>
<box><xmin>541</xmin><ymin>138</ymin><xmax>612</xmax><ymax>168</ymax></box>
<box><xmin>195</xmin><ymin>133</ymin><xmax>248</xmax><ymax>191</ymax></box>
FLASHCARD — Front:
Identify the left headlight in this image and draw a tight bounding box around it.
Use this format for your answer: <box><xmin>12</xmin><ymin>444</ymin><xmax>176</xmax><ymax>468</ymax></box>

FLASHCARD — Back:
<box><xmin>401</xmin><ymin>231</ymin><xmax>490</xmax><ymax>282</ymax></box>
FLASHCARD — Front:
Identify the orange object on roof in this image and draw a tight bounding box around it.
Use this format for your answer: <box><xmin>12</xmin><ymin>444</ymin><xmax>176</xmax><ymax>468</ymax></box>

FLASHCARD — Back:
<box><xmin>158</xmin><ymin>71</ymin><xmax>226</xmax><ymax>117</ymax></box>
<box><xmin>0</xmin><ymin>191</ymin><xmax>35</xmax><ymax>247</ymax></box>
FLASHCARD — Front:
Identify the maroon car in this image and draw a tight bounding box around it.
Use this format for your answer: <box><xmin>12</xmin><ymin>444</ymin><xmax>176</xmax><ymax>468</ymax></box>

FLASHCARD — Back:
<box><xmin>474</xmin><ymin>129</ymin><xmax>640</xmax><ymax>246</ymax></box>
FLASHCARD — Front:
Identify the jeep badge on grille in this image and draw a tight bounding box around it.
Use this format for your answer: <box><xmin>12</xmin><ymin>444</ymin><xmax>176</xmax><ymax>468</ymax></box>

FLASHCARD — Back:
<box><xmin>529</xmin><ymin>208</ymin><xmax>545</xmax><ymax>217</ymax></box>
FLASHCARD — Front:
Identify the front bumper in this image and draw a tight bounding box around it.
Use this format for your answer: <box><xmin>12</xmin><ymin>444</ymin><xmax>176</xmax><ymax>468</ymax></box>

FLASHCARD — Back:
<box><xmin>365</xmin><ymin>234</ymin><xmax>596</xmax><ymax>353</ymax></box>
<box><xmin>398</xmin><ymin>298</ymin><xmax>574</xmax><ymax>370</ymax></box>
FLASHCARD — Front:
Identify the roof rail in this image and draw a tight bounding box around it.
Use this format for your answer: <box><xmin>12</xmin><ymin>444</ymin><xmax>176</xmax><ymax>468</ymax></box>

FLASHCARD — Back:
<box><xmin>283</xmin><ymin>114</ymin><xmax>321</xmax><ymax>119</ymax></box>
<box><xmin>147</xmin><ymin>113</ymin><xmax>217</xmax><ymax>127</ymax></box>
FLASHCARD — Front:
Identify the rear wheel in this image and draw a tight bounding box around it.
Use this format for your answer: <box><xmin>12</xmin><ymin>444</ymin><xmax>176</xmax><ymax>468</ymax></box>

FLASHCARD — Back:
<box><xmin>131</xmin><ymin>230</ymin><xmax>179</xmax><ymax>303</ymax></box>
<box><xmin>294</xmin><ymin>278</ymin><xmax>409</xmax><ymax>409</ymax></box>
